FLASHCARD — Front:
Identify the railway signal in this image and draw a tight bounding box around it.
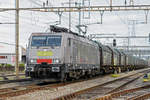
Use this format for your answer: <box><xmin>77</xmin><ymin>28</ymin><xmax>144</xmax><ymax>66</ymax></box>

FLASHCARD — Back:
<box><xmin>113</xmin><ymin>39</ymin><xmax>116</xmax><ymax>47</ymax></box>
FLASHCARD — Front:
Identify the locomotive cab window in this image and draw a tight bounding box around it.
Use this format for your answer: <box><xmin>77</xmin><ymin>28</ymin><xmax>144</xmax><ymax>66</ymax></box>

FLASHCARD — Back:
<box><xmin>31</xmin><ymin>36</ymin><xmax>47</xmax><ymax>46</ymax></box>
<box><xmin>47</xmin><ymin>36</ymin><xmax>62</xmax><ymax>46</ymax></box>
<box><xmin>31</xmin><ymin>35</ymin><xmax>62</xmax><ymax>47</ymax></box>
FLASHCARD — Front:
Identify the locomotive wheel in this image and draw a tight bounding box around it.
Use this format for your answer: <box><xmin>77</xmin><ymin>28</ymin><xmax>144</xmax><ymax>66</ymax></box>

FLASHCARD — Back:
<box><xmin>92</xmin><ymin>71</ymin><xmax>96</xmax><ymax>76</ymax></box>
<box><xmin>75</xmin><ymin>75</ymin><xmax>80</xmax><ymax>80</ymax></box>
<box><xmin>100</xmin><ymin>69</ymin><xmax>105</xmax><ymax>75</ymax></box>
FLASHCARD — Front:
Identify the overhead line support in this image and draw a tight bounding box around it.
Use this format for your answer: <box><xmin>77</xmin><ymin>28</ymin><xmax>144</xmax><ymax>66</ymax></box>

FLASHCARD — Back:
<box><xmin>144</xmin><ymin>10</ymin><xmax>149</xmax><ymax>24</ymax></box>
<box><xmin>110</xmin><ymin>0</ymin><xmax>112</xmax><ymax>11</ymax></box>
<box><xmin>15</xmin><ymin>0</ymin><xmax>19</xmax><ymax>79</ymax></box>
<box><xmin>100</xmin><ymin>11</ymin><xmax>104</xmax><ymax>24</ymax></box>
<box><xmin>69</xmin><ymin>0</ymin><xmax>71</xmax><ymax>32</ymax></box>
<box><xmin>1</xmin><ymin>5</ymin><xmax>150</xmax><ymax>12</ymax></box>
<box><xmin>130</xmin><ymin>0</ymin><xmax>134</xmax><ymax>6</ymax></box>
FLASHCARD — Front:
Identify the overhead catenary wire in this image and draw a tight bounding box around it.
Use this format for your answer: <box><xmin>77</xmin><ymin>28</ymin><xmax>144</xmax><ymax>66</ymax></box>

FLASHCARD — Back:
<box><xmin>0</xmin><ymin>1</ymin><xmax>62</xmax><ymax>28</ymax></box>
<box><xmin>28</xmin><ymin>0</ymin><xmax>81</xmax><ymax>30</ymax></box>
<box><xmin>105</xmin><ymin>0</ymin><xmax>127</xmax><ymax>25</ymax></box>
<box><xmin>0</xmin><ymin>12</ymin><xmax>50</xmax><ymax>29</ymax></box>
<box><xmin>24</xmin><ymin>0</ymin><xmax>110</xmax><ymax>34</ymax></box>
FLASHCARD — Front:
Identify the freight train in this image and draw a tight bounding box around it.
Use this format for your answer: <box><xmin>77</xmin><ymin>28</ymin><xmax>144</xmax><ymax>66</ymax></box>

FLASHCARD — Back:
<box><xmin>25</xmin><ymin>26</ymin><xmax>148</xmax><ymax>82</ymax></box>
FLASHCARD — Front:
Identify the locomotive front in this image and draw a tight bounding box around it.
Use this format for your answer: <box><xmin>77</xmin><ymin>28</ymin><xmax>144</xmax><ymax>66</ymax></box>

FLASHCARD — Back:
<box><xmin>26</xmin><ymin>33</ymin><xmax>64</xmax><ymax>79</ymax></box>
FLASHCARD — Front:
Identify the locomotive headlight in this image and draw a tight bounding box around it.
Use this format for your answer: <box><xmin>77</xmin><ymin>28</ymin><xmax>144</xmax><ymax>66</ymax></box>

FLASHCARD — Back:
<box><xmin>30</xmin><ymin>59</ymin><xmax>36</xmax><ymax>63</ymax></box>
<box><xmin>55</xmin><ymin>59</ymin><xmax>59</xmax><ymax>63</ymax></box>
<box><xmin>53</xmin><ymin>59</ymin><xmax>60</xmax><ymax>63</ymax></box>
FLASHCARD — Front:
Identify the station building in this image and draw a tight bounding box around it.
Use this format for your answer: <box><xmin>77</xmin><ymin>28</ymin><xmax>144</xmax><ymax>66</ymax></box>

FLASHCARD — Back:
<box><xmin>0</xmin><ymin>43</ymin><xmax>26</xmax><ymax>66</ymax></box>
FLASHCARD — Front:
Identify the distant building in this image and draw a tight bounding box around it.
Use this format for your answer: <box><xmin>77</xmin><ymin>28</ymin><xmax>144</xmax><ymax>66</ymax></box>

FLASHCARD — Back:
<box><xmin>0</xmin><ymin>53</ymin><xmax>16</xmax><ymax>65</ymax></box>
<box><xmin>0</xmin><ymin>43</ymin><xmax>26</xmax><ymax>65</ymax></box>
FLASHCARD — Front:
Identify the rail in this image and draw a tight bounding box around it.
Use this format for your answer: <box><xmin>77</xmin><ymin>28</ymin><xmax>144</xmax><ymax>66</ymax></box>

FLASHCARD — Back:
<box><xmin>54</xmin><ymin>71</ymin><xmax>146</xmax><ymax>100</ymax></box>
<box><xmin>96</xmin><ymin>84</ymin><xmax>150</xmax><ymax>100</ymax></box>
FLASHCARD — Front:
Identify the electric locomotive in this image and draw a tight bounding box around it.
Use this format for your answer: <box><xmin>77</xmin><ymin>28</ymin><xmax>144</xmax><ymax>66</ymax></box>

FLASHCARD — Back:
<box><xmin>26</xmin><ymin>26</ymin><xmax>100</xmax><ymax>81</ymax></box>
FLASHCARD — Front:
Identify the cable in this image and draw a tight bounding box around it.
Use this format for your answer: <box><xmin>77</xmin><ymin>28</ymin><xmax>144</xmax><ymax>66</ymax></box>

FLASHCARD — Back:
<box><xmin>105</xmin><ymin>0</ymin><xmax>127</xmax><ymax>25</ymax></box>
<box><xmin>0</xmin><ymin>12</ymin><xmax>48</xmax><ymax>29</ymax></box>
<box><xmin>3</xmin><ymin>11</ymin><xmax>54</xmax><ymax>25</ymax></box>
<box><xmin>28</xmin><ymin>0</ymin><xmax>80</xmax><ymax>30</ymax></box>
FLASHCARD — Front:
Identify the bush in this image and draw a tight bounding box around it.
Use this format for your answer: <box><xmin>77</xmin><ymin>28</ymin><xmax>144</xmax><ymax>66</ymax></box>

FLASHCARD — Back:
<box><xmin>19</xmin><ymin>63</ymin><xmax>25</xmax><ymax>67</ymax></box>
<box><xmin>6</xmin><ymin>64</ymin><xmax>12</xmax><ymax>67</ymax></box>
<box><xmin>0</xmin><ymin>64</ymin><xmax>5</xmax><ymax>67</ymax></box>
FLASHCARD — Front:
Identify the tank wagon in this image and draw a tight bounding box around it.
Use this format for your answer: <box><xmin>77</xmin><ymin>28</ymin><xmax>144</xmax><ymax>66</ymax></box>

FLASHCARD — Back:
<box><xmin>26</xmin><ymin>26</ymin><xmax>148</xmax><ymax>81</ymax></box>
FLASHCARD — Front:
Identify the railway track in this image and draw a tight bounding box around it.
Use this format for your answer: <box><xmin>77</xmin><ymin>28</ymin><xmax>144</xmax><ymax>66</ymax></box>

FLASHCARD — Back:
<box><xmin>0</xmin><ymin>73</ymin><xmax>25</xmax><ymax>77</ymax></box>
<box><xmin>54</xmin><ymin>70</ymin><xmax>148</xmax><ymax>100</ymax></box>
<box><xmin>0</xmin><ymin>82</ymin><xmax>63</xmax><ymax>99</ymax></box>
<box><xmin>0</xmin><ymin>74</ymin><xmax>107</xmax><ymax>99</ymax></box>
<box><xmin>0</xmin><ymin>73</ymin><xmax>31</xmax><ymax>85</ymax></box>
<box><xmin>0</xmin><ymin>68</ymin><xmax>149</xmax><ymax>100</ymax></box>
<box><xmin>64</xmin><ymin>74</ymin><xmax>143</xmax><ymax>100</ymax></box>
<box><xmin>0</xmin><ymin>81</ymin><xmax>71</xmax><ymax>99</ymax></box>
<box><xmin>96</xmin><ymin>84</ymin><xmax>150</xmax><ymax>100</ymax></box>
<box><xmin>0</xmin><ymin>78</ymin><xmax>32</xmax><ymax>85</ymax></box>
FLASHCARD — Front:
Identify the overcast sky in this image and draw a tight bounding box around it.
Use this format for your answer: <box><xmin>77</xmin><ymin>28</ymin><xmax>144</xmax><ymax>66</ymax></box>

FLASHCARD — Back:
<box><xmin>0</xmin><ymin>0</ymin><xmax>150</xmax><ymax>52</ymax></box>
